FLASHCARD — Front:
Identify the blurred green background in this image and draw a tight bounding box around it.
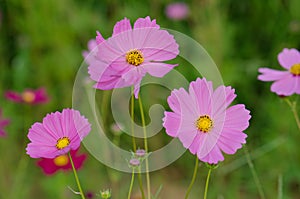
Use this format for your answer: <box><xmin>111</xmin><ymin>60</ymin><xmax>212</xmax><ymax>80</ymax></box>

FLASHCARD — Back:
<box><xmin>1</xmin><ymin>0</ymin><xmax>300</xmax><ymax>198</ymax></box>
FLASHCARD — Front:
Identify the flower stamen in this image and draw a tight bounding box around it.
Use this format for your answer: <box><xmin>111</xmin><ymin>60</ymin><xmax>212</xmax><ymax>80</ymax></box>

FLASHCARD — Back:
<box><xmin>290</xmin><ymin>63</ymin><xmax>300</xmax><ymax>76</ymax></box>
<box><xmin>126</xmin><ymin>50</ymin><xmax>144</xmax><ymax>66</ymax></box>
<box><xmin>196</xmin><ymin>115</ymin><xmax>213</xmax><ymax>133</ymax></box>
<box><xmin>22</xmin><ymin>91</ymin><xmax>35</xmax><ymax>103</ymax></box>
<box><xmin>56</xmin><ymin>137</ymin><xmax>70</xmax><ymax>150</ymax></box>
<box><xmin>53</xmin><ymin>155</ymin><xmax>69</xmax><ymax>166</ymax></box>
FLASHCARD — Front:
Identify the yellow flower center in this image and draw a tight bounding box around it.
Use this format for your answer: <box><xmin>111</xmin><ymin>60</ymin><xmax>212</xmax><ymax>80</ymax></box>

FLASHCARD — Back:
<box><xmin>53</xmin><ymin>155</ymin><xmax>69</xmax><ymax>166</ymax></box>
<box><xmin>196</xmin><ymin>115</ymin><xmax>213</xmax><ymax>133</ymax></box>
<box><xmin>126</xmin><ymin>50</ymin><xmax>144</xmax><ymax>66</ymax></box>
<box><xmin>290</xmin><ymin>63</ymin><xmax>300</xmax><ymax>76</ymax></box>
<box><xmin>56</xmin><ymin>137</ymin><xmax>70</xmax><ymax>150</ymax></box>
<box><xmin>22</xmin><ymin>91</ymin><xmax>35</xmax><ymax>103</ymax></box>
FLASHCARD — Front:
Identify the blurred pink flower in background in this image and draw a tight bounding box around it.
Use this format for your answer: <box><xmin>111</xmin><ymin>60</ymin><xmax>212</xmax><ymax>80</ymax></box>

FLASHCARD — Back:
<box><xmin>163</xmin><ymin>78</ymin><xmax>251</xmax><ymax>164</ymax></box>
<box><xmin>258</xmin><ymin>48</ymin><xmax>300</xmax><ymax>96</ymax></box>
<box><xmin>88</xmin><ymin>16</ymin><xmax>179</xmax><ymax>98</ymax></box>
<box><xmin>165</xmin><ymin>2</ymin><xmax>189</xmax><ymax>20</ymax></box>
<box><xmin>5</xmin><ymin>87</ymin><xmax>49</xmax><ymax>104</ymax></box>
<box><xmin>0</xmin><ymin>109</ymin><xmax>10</xmax><ymax>137</ymax></box>
<box><xmin>82</xmin><ymin>39</ymin><xmax>97</xmax><ymax>65</ymax></box>
<box><xmin>37</xmin><ymin>148</ymin><xmax>86</xmax><ymax>175</ymax></box>
<box><xmin>26</xmin><ymin>108</ymin><xmax>91</xmax><ymax>158</ymax></box>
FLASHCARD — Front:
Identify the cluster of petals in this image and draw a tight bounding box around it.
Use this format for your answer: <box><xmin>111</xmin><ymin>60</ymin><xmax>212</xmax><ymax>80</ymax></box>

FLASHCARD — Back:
<box><xmin>37</xmin><ymin>148</ymin><xmax>86</xmax><ymax>175</ymax></box>
<box><xmin>163</xmin><ymin>78</ymin><xmax>251</xmax><ymax>164</ymax></box>
<box><xmin>5</xmin><ymin>87</ymin><xmax>49</xmax><ymax>104</ymax></box>
<box><xmin>26</xmin><ymin>108</ymin><xmax>91</xmax><ymax>159</ymax></box>
<box><xmin>87</xmin><ymin>16</ymin><xmax>179</xmax><ymax>98</ymax></box>
<box><xmin>0</xmin><ymin>109</ymin><xmax>10</xmax><ymax>137</ymax></box>
<box><xmin>258</xmin><ymin>48</ymin><xmax>300</xmax><ymax>96</ymax></box>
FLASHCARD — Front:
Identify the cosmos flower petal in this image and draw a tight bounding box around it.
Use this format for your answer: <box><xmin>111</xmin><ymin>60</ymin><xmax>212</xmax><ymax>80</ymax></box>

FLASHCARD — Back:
<box><xmin>218</xmin><ymin>130</ymin><xmax>247</xmax><ymax>154</ymax></box>
<box><xmin>139</xmin><ymin>29</ymin><xmax>179</xmax><ymax>61</ymax></box>
<box><xmin>278</xmin><ymin>48</ymin><xmax>300</xmax><ymax>69</ymax></box>
<box><xmin>134</xmin><ymin>16</ymin><xmax>160</xmax><ymax>29</ymax></box>
<box><xmin>96</xmin><ymin>31</ymin><xmax>105</xmax><ymax>45</ymax></box>
<box><xmin>172</xmin><ymin>88</ymin><xmax>198</xmax><ymax>118</ymax></box>
<box><xmin>258</xmin><ymin>68</ymin><xmax>290</xmax><ymax>81</ymax></box>
<box><xmin>224</xmin><ymin>104</ymin><xmax>251</xmax><ymax>131</ymax></box>
<box><xmin>189</xmin><ymin>78</ymin><xmax>213</xmax><ymax>115</ymax></box>
<box><xmin>43</xmin><ymin>112</ymin><xmax>64</xmax><ymax>138</ymax></box>
<box><xmin>178</xmin><ymin>129</ymin><xmax>198</xmax><ymax>149</ymax></box>
<box><xmin>200</xmin><ymin>145</ymin><xmax>224</xmax><ymax>164</ymax></box>
<box><xmin>26</xmin><ymin>143</ymin><xmax>59</xmax><ymax>159</ymax></box>
<box><xmin>0</xmin><ymin>119</ymin><xmax>10</xmax><ymax>127</ymax></box>
<box><xmin>167</xmin><ymin>91</ymin><xmax>181</xmax><ymax>113</ymax></box>
<box><xmin>4</xmin><ymin>91</ymin><xmax>22</xmax><ymax>102</ymax></box>
<box><xmin>189</xmin><ymin>133</ymin><xmax>202</xmax><ymax>154</ymax></box>
<box><xmin>270</xmin><ymin>75</ymin><xmax>298</xmax><ymax>96</ymax></box>
<box><xmin>143</xmin><ymin>62</ymin><xmax>177</xmax><ymax>77</ymax></box>
<box><xmin>134</xmin><ymin>81</ymin><xmax>142</xmax><ymax>99</ymax></box>
<box><xmin>28</xmin><ymin>123</ymin><xmax>57</xmax><ymax>144</ymax></box>
<box><xmin>113</xmin><ymin>17</ymin><xmax>132</xmax><ymax>36</ymax></box>
<box><xmin>162</xmin><ymin>112</ymin><xmax>181</xmax><ymax>137</ymax></box>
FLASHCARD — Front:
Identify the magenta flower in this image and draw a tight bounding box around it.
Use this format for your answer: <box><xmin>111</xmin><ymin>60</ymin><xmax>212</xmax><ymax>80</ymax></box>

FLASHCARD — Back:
<box><xmin>0</xmin><ymin>109</ymin><xmax>10</xmax><ymax>137</ymax></box>
<box><xmin>258</xmin><ymin>48</ymin><xmax>300</xmax><ymax>96</ymax></box>
<box><xmin>5</xmin><ymin>87</ymin><xmax>49</xmax><ymax>104</ymax></box>
<box><xmin>26</xmin><ymin>108</ymin><xmax>91</xmax><ymax>158</ymax></box>
<box><xmin>37</xmin><ymin>148</ymin><xmax>86</xmax><ymax>175</ymax></box>
<box><xmin>163</xmin><ymin>78</ymin><xmax>251</xmax><ymax>164</ymax></box>
<box><xmin>88</xmin><ymin>16</ymin><xmax>179</xmax><ymax>98</ymax></box>
<box><xmin>165</xmin><ymin>2</ymin><xmax>189</xmax><ymax>20</ymax></box>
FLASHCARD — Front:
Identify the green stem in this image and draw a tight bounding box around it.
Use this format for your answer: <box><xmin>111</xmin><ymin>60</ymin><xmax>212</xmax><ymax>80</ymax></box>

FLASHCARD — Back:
<box><xmin>128</xmin><ymin>170</ymin><xmax>135</xmax><ymax>199</ymax></box>
<box><xmin>131</xmin><ymin>87</ymin><xmax>137</xmax><ymax>152</ymax></box>
<box><xmin>138</xmin><ymin>168</ymin><xmax>146</xmax><ymax>199</ymax></box>
<box><xmin>184</xmin><ymin>156</ymin><xmax>199</xmax><ymax>199</ymax></box>
<box><xmin>138</xmin><ymin>95</ymin><xmax>151</xmax><ymax>199</ymax></box>
<box><xmin>203</xmin><ymin>168</ymin><xmax>212</xmax><ymax>199</ymax></box>
<box><xmin>284</xmin><ymin>98</ymin><xmax>300</xmax><ymax>131</ymax></box>
<box><xmin>68</xmin><ymin>152</ymin><xmax>86</xmax><ymax>199</ymax></box>
<box><xmin>244</xmin><ymin>146</ymin><xmax>266</xmax><ymax>199</ymax></box>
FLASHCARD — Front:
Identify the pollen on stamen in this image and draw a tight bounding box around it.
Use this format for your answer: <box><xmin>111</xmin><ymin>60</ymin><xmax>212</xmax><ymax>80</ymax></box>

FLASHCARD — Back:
<box><xmin>290</xmin><ymin>63</ymin><xmax>300</xmax><ymax>76</ymax></box>
<box><xmin>22</xmin><ymin>91</ymin><xmax>35</xmax><ymax>103</ymax></box>
<box><xmin>126</xmin><ymin>49</ymin><xmax>144</xmax><ymax>66</ymax></box>
<box><xmin>53</xmin><ymin>155</ymin><xmax>69</xmax><ymax>166</ymax></box>
<box><xmin>56</xmin><ymin>137</ymin><xmax>70</xmax><ymax>150</ymax></box>
<box><xmin>196</xmin><ymin>115</ymin><xmax>213</xmax><ymax>133</ymax></box>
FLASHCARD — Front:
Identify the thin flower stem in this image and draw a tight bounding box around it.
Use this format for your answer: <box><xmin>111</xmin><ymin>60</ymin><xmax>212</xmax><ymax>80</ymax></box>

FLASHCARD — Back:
<box><xmin>184</xmin><ymin>156</ymin><xmax>199</xmax><ymax>199</ymax></box>
<box><xmin>203</xmin><ymin>168</ymin><xmax>212</xmax><ymax>199</ymax></box>
<box><xmin>128</xmin><ymin>170</ymin><xmax>135</xmax><ymax>199</ymax></box>
<box><xmin>138</xmin><ymin>95</ymin><xmax>151</xmax><ymax>199</ymax></box>
<box><xmin>131</xmin><ymin>87</ymin><xmax>137</xmax><ymax>152</ymax></box>
<box><xmin>68</xmin><ymin>152</ymin><xmax>86</xmax><ymax>199</ymax></box>
<box><xmin>284</xmin><ymin>98</ymin><xmax>300</xmax><ymax>131</ymax></box>
<box><xmin>132</xmin><ymin>89</ymin><xmax>145</xmax><ymax>199</ymax></box>
<box><xmin>138</xmin><ymin>167</ymin><xmax>146</xmax><ymax>199</ymax></box>
<box><xmin>244</xmin><ymin>146</ymin><xmax>266</xmax><ymax>199</ymax></box>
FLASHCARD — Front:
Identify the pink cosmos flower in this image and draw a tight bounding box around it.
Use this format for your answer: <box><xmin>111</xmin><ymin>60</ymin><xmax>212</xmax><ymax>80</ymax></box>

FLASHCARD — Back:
<box><xmin>37</xmin><ymin>148</ymin><xmax>86</xmax><ymax>175</ymax></box>
<box><xmin>0</xmin><ymin>109</ymin><xmax>10</xmax><ymax>137</ymax></box>
<box><xmin>163</xmin><ymin>78</ymin><xmax>251</xmax><ymax>164</ymax></box>
<box><xmin>26</xmin><ymin>108</ymin><xmax>91</xmax><ymax>159</ymax></box>
<box><xmin>5</xmin><ymin>87</ymin><xmax>49</xmax><ymax>104</ymax></box>
<box><xmin>165</xmin><ymin>2</ymin><xmax>189</xmax><ymax>20</ymax></box>
<box><xmin>258</xmin><ymin>48</ymin><xmax>300</xmax><ymax>96</ymax></box>
<box><xmin>88</xmin><ymin>16</ymin><xmax>179</xmax><ymax>98</ymax></box>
